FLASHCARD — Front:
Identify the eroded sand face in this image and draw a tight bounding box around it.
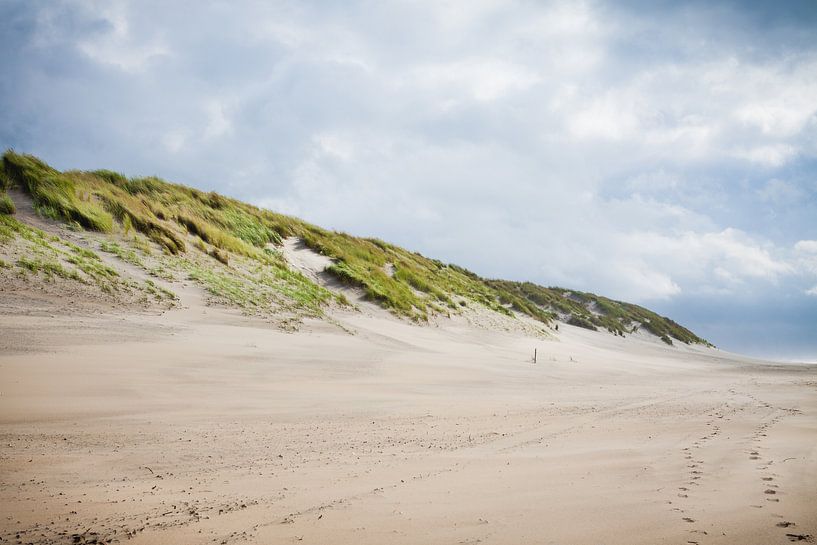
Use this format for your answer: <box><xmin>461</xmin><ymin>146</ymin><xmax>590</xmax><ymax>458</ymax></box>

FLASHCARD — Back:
<box><xmin>1</xmin><ymin>300</ymin><xmax>816</xmax><ymax>545</ymax></box>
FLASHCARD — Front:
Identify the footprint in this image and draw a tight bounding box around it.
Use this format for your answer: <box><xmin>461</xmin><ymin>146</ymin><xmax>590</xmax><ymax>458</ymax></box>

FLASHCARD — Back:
<box><xmin>785</xmin><ymin>534</ymin><xmax>813</xmax><ymax>542</ymax></box>
<box><xmin>762</xmin><ymin>477</ymin><xmax>773</xmax><ymax>481</ymax></box>
<box><xmin>683</xmin><ymin>517</ymin><xmax>695</xmax><ymax>523</ymax></box>
<box><xmin>777</xmin><ymin>522</ymin><xmax>796</xmax><ymax>528</ymax></box>
<box><xmin>764</xmin><ymin>489</ymin><xmax>777</xmax><ymax>495</ymax></box>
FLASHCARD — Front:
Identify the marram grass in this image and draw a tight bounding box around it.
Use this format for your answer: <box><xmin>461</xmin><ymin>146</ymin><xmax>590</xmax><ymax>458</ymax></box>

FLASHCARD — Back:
<box><xmin>0</xmin><ymin>150</ymin><xmax>710</xmax><ymax>344</ymax></box>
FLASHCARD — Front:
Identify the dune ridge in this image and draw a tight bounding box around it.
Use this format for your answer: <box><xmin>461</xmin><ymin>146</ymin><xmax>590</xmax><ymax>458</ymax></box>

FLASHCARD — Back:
<box><xmin>0</xmin><ymin>150</ymin><xmax>707</xmax><ymax>344</ymax></box>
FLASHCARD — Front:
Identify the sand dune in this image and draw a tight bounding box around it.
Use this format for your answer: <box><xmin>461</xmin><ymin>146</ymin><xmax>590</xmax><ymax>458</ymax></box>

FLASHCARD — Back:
<box><xmin>1</xmin><ymin>284</ymin><xmax>816</xmax><ymax>545</ymax></box>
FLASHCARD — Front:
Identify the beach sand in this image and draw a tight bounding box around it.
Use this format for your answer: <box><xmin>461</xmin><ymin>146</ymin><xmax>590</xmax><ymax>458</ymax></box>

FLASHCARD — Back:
<box><xmin>1</xmin><ymin>288</ymin><xmax>815</xmax><ymax>545</ymax></box>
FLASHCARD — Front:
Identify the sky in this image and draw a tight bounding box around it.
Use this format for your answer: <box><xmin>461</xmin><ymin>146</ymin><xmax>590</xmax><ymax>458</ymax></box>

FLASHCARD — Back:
<box><xmin>1</xmin><ymin>1</ymin><xmax>816</xmax><ymax>360</ymax></box>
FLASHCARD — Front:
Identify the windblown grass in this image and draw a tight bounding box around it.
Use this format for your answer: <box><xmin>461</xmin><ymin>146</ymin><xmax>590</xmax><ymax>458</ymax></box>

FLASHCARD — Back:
<box><xmin>143</xmin><ymin>279</ymin><xmax>178</xmax><ymax>302</ymax></box>
<box><xmin>487</xmin><ymin>280</ymin><xmax>710</xmax><ymax>345</ymax></box>
<box><xmin>0</xmin><ymin>194</ymin><xmax>14</xmax><ymax>215</ymax></box>
<box><xmin>3</xmin><ymin>154</ymin><xmax>113</xmax><ymax>231</ymax></box>
<box><xmin>16</xmin><ymin>256</ymin><xmax>82</xmax><ymax>281</ymax></box>
<box><xmin>100</xmin><ymin>240</ymin><xmax>144</xmax><ymax>267</ymax></box>
<box><xmin>1</xmin><ymin>160</ymin><xmax>15</xmax><ymax>215</ymax></box>
<box><xmin>0</xmin><ymin>150</ymin><xmax>711</xmax><ymax>343</ymax></box>
<box><xmin>0</xmin><ymin>214</ymin><xmax>58</xmax><ymax>248</ymax></box>
<box><xmin>300</xmin><ymin>229</ymin><xmax>517</xmax><ymax>321</ymax></box>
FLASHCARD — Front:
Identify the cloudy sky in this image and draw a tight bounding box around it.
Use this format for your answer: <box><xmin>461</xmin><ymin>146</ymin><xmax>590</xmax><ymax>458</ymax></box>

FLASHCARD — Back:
<box><xmin>2</xmin><ymin>1</ymin><xmax>816</xmax><ymax>360</ymax></box>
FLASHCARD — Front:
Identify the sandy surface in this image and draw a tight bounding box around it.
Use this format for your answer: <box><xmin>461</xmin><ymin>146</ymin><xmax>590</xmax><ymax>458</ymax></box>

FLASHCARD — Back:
<box><xmin>1</xmin><ymin>283</ymin><xmax>816</xmax><ymax>545</ymax></box>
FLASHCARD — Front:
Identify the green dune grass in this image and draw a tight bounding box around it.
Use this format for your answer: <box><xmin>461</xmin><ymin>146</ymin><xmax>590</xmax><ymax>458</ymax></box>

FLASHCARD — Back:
<box><xmin>0</xmin><ymin>150</ymin><xmax>710</xmax><ymax>344</ymax></box>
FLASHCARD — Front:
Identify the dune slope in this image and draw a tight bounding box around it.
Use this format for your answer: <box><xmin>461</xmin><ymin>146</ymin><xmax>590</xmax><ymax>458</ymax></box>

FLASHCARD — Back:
<box><xmin>1</xmin><ymin>150</ymin><xmax>707</xmax><ymax>344</ymax></box>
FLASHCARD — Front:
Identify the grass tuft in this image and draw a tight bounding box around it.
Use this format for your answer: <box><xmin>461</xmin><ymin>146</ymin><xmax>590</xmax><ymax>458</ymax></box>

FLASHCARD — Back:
<box><xmin>100</xmin><ymin>240</ymin><xmax>144</xmax><ymax>267</ymax></box>
<box><xmin>0</xmin><ymin>193</ymin><xmax>14</xmax><ymax>215</ymax></box>
<box><xmin>17</xmin><ymin>257</ymin><xmax>82</xmax><ymax>281</ymax></box>
<box><xmin>209</xmin><ymin>247</ymin><xmax>229</xmax><ymax>265</ymax></box>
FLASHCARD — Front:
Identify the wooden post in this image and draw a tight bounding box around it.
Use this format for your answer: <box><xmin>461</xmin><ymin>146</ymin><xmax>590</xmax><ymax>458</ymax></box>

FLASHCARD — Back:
<box><xmin>533</xmin><ymin>348</ymin><xmax>537</xmax><ymax>364</ymax></box>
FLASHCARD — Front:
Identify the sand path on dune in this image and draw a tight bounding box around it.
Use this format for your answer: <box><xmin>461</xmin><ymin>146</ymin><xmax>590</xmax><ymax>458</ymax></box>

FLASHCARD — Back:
<box><xmin>1</xmin><ymin>302</ymin><xmax>816</xmax><ymax>545</ymax></box>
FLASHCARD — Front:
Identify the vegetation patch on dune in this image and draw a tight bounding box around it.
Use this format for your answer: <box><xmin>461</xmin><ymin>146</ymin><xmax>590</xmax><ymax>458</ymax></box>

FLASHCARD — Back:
<box><xmin>487</xmin><ymin>280</ymin><xmax>710</xmax><ymax>345</ymax></box>
<box><xmin>0</xmin><ymin>214</ymin><xmax>175</xmax><ymax>305</ymax></box>
<box><xmin>100</xmin><ymin>240</ymin><xmax>145</xmax><ymax>267</ymax></box>
<box><xmin>181</xmin><ymin>251</ymin><xmax>336</xmax><ymax>318</ymax></box>
<box><xmin>16</xmin><ymin>256</ymin><xmax>82</xmax><ymax>282</ymax></box>
<box><xmin>0</xmin><ymin>164</ymin><xmax>15</xmax><ymax>215</ymax></box>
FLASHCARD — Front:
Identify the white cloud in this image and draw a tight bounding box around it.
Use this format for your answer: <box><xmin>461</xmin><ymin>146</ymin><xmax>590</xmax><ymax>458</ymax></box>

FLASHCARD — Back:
<box><xmin>314</xmin><ymin>133</ymin><xmax>355</xmax><ymax>161</ymax></box>
<box><xmin>76</xmin><ymin>2</ymin><xmax>170</xmax><ymax>72</ymax></box>
<box><xmin>734</xmin><ymin>75</ymin><xmax>817</xmax><ymax>138</ymax></box>
<box><xmin>795</xmin><ymin>240</ymin><xmax>817</xmax><ymax>276</ymax></box>
<box><xmin>612</xmin><ymin>263</ymin><xmax>682</xmax><ymax>300</ymax></box>
<box><xmin>734</xmin><ymin>144</ymin><xmax>797</xmax><ymax>167</ymax></box>
<box><xmin>795</xmin><ymin>240</ymin><xmax>817</xmax><ymax>254</ymax></box>
<box><xmin>698</xmin><ymin>229</ymin><xmax>793</xmax><ymax>280</ymax></box>
<box><xmin>406</xmin><ymin>59</ymin><xmax>541</xmax><ymax>103</ymax></box>
<box><xmin>757</xmin><ymin>178</ymin><xmax>803</xmax><ymax>203</ymax></box>
<box><xmin>429</xmin><ymin>0</ymin><xmax>507</xmax><ymax>32</ymax></box>
<box><xmin>626</xmin><ymin>170</ymin><xmax>680</xmax><ymax>192</ymax></box>
<box><xmin>567</xmin><ymin>93</ymin><xmax>641</xmax><ymax>141</ymax></box>
<box><xmin>203</xmin><ymin>100</ymin><xmax>233</xmax><ymax>140</ymax></box>
<box><xmin>161</xmin><ymin>131</ymin><xmax>186</xmax><ymax>154</ymax></box>
<box><xmin>544</xmin><ymin>53</ymin><xmax>817</xmax><ymax>166</ymax></box>
<box><xmin>604</xmin><ymin>227</ymin><xmax>794</xmax><ymax>299</ymax></box>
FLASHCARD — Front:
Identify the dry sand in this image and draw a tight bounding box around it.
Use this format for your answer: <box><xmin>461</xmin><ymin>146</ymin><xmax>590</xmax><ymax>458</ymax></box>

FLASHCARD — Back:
<box><xmin>1</xmin><ymin>281</ymin><xmax>816</xmax><ymax>545</ymax></box>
